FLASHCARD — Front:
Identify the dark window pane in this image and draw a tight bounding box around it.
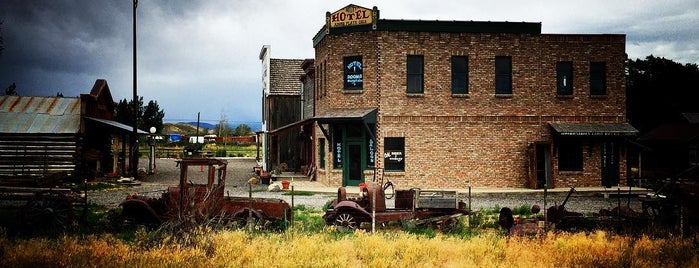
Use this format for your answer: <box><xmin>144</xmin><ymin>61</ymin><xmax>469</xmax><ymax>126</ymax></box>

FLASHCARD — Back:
<box><xmin>558</xmin><ymin>140</ymin><xmax>583</xmax><ymax>171</ymax></box>
<box><xmin>451</xmin><ymin>56</ymin><xmax>469</xmax><ymax>94</ymax></box>
<box><xmin>557</xmin><ymin>61</ymin><xmax>573</xmax><ymax>95</ymax></box>
<box><xmin>319</xmin><ymin>138</ymin><xmax>326</xmax><ymax>169</ymax></box>
<box><xmin>407</xmin><ymin>55</ymin><xmax>424</xmax><ymax>93</ymax></box>
<box><xmin>590</xmin><ymin>62</ymin><xmax>606</xmax><ymax>95</ymax></box>
<box><xmin>495</xmin><ymin>56</ymin><xmax>512</xmax><ymax>94</ymax></box>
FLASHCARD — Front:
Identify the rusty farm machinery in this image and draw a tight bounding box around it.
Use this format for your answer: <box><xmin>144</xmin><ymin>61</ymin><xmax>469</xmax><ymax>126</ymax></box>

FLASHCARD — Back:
<box><xmin>322</xmin><ymin>181</ymin><xmax>470</xmax><ymax>231</ymax></box>
<box><xmin>120</xmin><ymin>158</ymin><xmax>292</xmax><ymax>229</ymax></box>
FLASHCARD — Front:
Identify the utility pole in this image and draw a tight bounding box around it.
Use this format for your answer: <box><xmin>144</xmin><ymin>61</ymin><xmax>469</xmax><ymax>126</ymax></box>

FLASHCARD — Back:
<box><xmin>131</xmin><ymin>0</ymin><xmax>139</xmax><ymax>177</ymax></box>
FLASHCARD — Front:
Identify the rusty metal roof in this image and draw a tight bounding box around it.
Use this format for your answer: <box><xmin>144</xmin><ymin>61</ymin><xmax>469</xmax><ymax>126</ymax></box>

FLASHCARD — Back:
<box><xmin>0</xmin><ymin>95</ymin><xmax>81</xmax><ymax>134</ymax></box>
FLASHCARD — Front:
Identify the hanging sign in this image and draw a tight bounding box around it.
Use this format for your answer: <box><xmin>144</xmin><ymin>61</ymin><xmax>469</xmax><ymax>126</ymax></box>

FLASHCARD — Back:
<box><xmin>327</xmin><ymin>5</ymin><xmax>378</xmax><ymax>29</ymax></box>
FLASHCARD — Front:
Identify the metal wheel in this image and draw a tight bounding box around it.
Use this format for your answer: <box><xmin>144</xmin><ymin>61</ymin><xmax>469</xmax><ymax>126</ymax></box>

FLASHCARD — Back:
<box><xmin>23</xmin><ymin>193</ymin><xmax>74</xmax><ymax>231</ymax></box>
<box><xmin>335</xmin><ymin>212</ymin><xmax>359</xmax><ymax>232</ymax></box>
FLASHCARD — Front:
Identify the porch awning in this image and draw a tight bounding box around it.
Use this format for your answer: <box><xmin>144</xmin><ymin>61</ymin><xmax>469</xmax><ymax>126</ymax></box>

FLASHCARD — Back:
<box><xmin>267</xmin><ymin>118</ymin><xmax>314</xmax><ymax>136</ymax></box>
<box><xmin>550</xmin><ymin>123</ymin><xmax>638</xmax><ymax>137</ymax></box>
<box><xmin>315</xmin><ymin>108</ymin><xmax>377</xmax><ymax>124</ymax></box>
<box><xmin>85</xmin><ymin>117</ymin><xmax>149</xmax><ymax>134</ymax></box>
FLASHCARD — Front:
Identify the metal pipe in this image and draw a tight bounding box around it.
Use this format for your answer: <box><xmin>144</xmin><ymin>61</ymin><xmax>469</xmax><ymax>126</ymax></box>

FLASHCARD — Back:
<box><xmin>544</xmin><ymin>183</ymin><xmax>548</xmax><ymax>231</ymax></box>
<box><xmin>372</xmin><ymin>183</ymin><xmax>376</xmax><ymax>233</ymax></box>
<box><xmin>248</xmin><ymin>182</ymin><xmax>253</xmax><ymax>232</ymax></box>
<box><xmin>131</xmin><ymin>0</ymin><xmax>139</xmax><ymax>177</ymax></box>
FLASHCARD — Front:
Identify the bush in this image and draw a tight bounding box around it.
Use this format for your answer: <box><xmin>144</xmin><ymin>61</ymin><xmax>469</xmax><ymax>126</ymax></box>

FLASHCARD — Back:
<box><xmin>512</xmin><ymin>204</ymin><xmax>533</xmax><ymax>216</ymax></box>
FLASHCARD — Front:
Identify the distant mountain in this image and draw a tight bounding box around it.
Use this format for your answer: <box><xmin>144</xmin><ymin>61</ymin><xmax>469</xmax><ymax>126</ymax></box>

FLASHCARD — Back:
<box><xmin>183</xmin><ymin>122</ymin><xmax>216</xmax><ymax>130</ymax></box>
<box><xmin>163</xmin><ymin>121</ymin><xmax>262</xmax><ymax>135</ymax></box>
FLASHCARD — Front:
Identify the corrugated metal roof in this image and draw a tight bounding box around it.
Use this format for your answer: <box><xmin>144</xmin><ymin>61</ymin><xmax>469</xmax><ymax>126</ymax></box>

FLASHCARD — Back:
<box><xmin>269</xmin><ymin>59</ymin><xmax>305</xmax><ymax>96</ymax></box>
<box><xmin>86</xmin><ymin>117</ymin><xmax>148</xmax><ymax>134</ymax></box>
<box><xmin>0</xmin><ymin>95</ymin><xmax>81</xmax><ymax>134</ymax></box>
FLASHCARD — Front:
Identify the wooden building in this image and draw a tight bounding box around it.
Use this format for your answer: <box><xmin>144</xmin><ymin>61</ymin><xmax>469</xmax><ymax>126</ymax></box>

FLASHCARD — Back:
<box><xmin>0</xmin><ymin>79</ymin><xmax>145</xmax><ymax>181</ymax></box>
<box><xmin>259</xmin><ymin>46</ymin><xmax>318</xmax><ymax>173</ymax></box>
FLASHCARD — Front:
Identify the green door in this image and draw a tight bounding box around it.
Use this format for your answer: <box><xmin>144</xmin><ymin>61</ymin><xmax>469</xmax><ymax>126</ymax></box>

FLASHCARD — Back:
<box><xmin>343</xmin><ymin>141</ymin><xmax>365</xmax><ymax>186</ymax></box>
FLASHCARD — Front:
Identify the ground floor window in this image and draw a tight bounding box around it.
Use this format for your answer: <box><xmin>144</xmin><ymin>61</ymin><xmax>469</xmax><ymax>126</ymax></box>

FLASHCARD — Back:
<box><xmin>384</xmin><ymin>137</ymin><xmax>405</xmax><ymax>171</ymax></box>
<box><xmin>558</xmin><ymin>140</ymin><xmax>583</xmax><ymax>171</ymax></box>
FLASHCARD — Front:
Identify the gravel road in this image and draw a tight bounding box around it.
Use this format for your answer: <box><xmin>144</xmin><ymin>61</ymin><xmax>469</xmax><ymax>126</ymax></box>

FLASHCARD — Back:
<box><xmin>87</xmin><ymin>157</ymin><xmax>336</xmax><ymax>209</ymax></box>
<box><xmin>88</xmin><ymin>158</ymin><xmax>645</xmax><ymax>215</ymax></box>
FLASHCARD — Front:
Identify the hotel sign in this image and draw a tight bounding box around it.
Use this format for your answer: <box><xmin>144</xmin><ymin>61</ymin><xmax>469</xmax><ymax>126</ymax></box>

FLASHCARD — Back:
<box><xmin>326</xmin><ymin>5</ymin><xmax>378</xmax><ymax>30</ymax></box>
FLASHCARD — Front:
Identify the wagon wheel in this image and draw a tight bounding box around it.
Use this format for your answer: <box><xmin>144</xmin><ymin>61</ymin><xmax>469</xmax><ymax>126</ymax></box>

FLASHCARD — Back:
<box><xmin>23</xmin><ymin>192</ymin><xmax>74</xmax><ymax>231</ymax></box>
<box><xmin>231</xmin><ymin>210</ymin><xmax>267</xmax><ymax>230</ymax></box>
<box><xmin>335</xmin><ymin>211</ymin><xmax>363</xmax><ymax>232</ymax></box>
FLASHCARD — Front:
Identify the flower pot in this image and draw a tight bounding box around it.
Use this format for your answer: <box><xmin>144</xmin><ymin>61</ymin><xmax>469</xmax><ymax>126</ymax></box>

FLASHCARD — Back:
<box><xmin>281</xmin><ymin>180</ymin><xmax>290</xmax><ymax>190</ymax></box>
<box><xmin>260</xmin><ymin>173</ymin><xmax>271</xmax><ymax>185</ymax></box>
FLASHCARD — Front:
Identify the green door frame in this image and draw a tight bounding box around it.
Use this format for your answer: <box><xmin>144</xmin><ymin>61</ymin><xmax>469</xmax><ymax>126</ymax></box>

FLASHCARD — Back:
<box><xmin>343</xmin><ymin>139</ymin><xmax>366</xmax><ymax>186</ymax></box>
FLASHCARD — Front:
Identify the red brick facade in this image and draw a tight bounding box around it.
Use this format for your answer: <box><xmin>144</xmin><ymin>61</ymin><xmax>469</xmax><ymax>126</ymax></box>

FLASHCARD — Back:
<box><xmin>312</xmin><ymin>11</ymin><xmax>632</xmax><ymax>189</ymax></box>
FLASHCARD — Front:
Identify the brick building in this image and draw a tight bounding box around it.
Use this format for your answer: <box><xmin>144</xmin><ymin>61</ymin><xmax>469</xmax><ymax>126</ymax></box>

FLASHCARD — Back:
<box><xmin>311</xmin><ymin>5</ymin><xmax>637</xmax><ymax>189</ymax></box>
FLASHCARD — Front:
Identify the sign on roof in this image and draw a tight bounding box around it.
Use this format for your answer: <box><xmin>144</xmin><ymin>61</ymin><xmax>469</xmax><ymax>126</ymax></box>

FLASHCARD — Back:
<box><xmin>326</xmin><ymin>5</ymin><xmax>378</xmax><ymax>29</ymax></box>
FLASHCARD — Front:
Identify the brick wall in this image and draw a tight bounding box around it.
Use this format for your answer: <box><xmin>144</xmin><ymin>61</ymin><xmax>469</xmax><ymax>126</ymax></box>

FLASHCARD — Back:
<box><xmin>313</xmin><ymin>27</ymin><xmax>628</xmax><ymax>188</ymax></box>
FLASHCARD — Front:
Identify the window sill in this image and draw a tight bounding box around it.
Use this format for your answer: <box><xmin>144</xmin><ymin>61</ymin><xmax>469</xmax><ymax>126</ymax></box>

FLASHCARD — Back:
<box><xmin>495</xmin><ymin>94</ymin><xmax>513</xmax><ymax>98</ymax></box>
<box><xmin>589</xmin><ymin>94</ymin><xmax>607</xmax><ymax>99</ymax></box>
<box><xmin>556</xmin><ymin>94</ymin><xmax>574</xmax><ymax>99</ymax></box>
<box><xmin>343</xmin><ymin>90</ymin><xmax>363</xmax><ymax>94</ymax></box>
<box><xmin>452</xmin><ymin>93</ymin><xmax>470</xmax><ymax>98</ymax></box>
<box><xmin>406</xmin><ymin>93</ymin><xmax>424</xmax><ymax>98</ymax></box>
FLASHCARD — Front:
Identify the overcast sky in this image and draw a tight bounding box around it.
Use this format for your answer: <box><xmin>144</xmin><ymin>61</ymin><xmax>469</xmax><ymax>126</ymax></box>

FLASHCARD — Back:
<box><xmin>1</xmin><ymin>0</ymin><xmax>697</xmax><ymax>125</ymax></box>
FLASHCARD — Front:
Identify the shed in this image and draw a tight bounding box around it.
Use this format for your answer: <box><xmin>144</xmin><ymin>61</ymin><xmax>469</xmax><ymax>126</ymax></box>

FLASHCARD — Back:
<box><xmin>0</xmin><ymin>79</ymin><xmax>145</xmax><ymax>182</ymax></box>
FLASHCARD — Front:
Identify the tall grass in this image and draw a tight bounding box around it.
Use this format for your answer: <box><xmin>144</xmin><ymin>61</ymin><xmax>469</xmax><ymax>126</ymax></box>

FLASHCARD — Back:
<box><xmin>2</xmin><ymin>229</ymin><xmax>697</xmax><ymax>267</ymax></box>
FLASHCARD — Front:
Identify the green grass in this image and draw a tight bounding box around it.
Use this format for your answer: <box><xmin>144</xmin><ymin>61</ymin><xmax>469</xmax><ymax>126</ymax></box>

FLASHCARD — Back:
<box><xmin>290</xmin><ymin>205</ymin><xmax>327</xmax><ymax>234</ymax></box>
<box><xmin>282</xmin><ymin>190</ymin><xmax>315</xmax><ymax>196</ymax></box>
<box><xmin>73</xmin><ymin>182</ymin><xmax>123</xmax><ymax>192</ymax></box>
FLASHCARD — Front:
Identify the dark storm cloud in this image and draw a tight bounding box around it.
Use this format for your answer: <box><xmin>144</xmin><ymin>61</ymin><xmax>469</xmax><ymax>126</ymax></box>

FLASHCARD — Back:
<box><xmin>1</xmin><ymin>0</ymin><xmax>130</xmax><ymax>95</ymax></box>
<box><xmin>1</xmin><ymin>0</ymin><xmax>697</xmax><ymax>124</ymax></box>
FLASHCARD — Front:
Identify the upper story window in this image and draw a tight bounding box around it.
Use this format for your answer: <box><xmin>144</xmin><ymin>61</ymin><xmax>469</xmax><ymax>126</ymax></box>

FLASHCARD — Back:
<box><xmin>406</xmin><ymin>55</ymin><xmax>424</xmax><ymax>94</ymax></box>
<box><xmin>557</xmin><ymin>61</ymin><xmax>573</xmax><ymax>96</ymax></box>
<box><xmin>590</xmin><ymin>62</ymin><xmax>607</xmax><ymax>96</ymax></box>
<box><xmin>451</xmin><ymin>56</ymin><xmax>469</xmax><ymax>95</ymax></box>
<box><xmin>495</xmin><ymin>56</ymin><xmax>512</xmax><ymax>95</ymax></box>
<box><xmin>343</xmin><ymin>56</ymin><xmax>363</xmax><ymax>90</ymax></box>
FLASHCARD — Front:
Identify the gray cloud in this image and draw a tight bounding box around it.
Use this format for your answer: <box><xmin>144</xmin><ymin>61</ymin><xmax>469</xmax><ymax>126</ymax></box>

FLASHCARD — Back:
<box><xmin>1</xmin><ymin>0</ymin><xmax>697</xmax><ymax>124</ymax></box>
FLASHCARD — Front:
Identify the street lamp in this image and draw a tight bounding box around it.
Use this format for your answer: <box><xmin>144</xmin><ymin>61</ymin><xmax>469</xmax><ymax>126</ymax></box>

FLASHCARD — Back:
<box><xmin>148</xmin><ymin>126</ymin><xmax>156</xmax><ymax>174</ymax></box>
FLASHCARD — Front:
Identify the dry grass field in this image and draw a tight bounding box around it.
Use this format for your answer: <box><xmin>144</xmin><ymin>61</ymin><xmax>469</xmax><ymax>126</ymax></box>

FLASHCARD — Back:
<box><xmin>2</xmin><ymin>228</ymin><xmax>697</xmax><ymax>268</ymax></box>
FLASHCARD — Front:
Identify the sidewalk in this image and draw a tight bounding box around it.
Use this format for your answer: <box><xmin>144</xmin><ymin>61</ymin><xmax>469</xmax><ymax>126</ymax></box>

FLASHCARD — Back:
<box><xmin>285</xmin><ymin>180</ymin><xmax>652</xmax><ymax>196</ymax></box>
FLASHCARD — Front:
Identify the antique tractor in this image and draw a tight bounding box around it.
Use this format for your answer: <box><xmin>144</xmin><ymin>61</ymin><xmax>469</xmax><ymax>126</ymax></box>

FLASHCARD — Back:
<box><xmin>120</xmin><ymin>158</ymin><xmax>291</xmax><ymax>229</ymax></box>
<box><xmin>323</xmin><ymin>181</ymin><xmax>469</xmax><ymax>231</ymax></box>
